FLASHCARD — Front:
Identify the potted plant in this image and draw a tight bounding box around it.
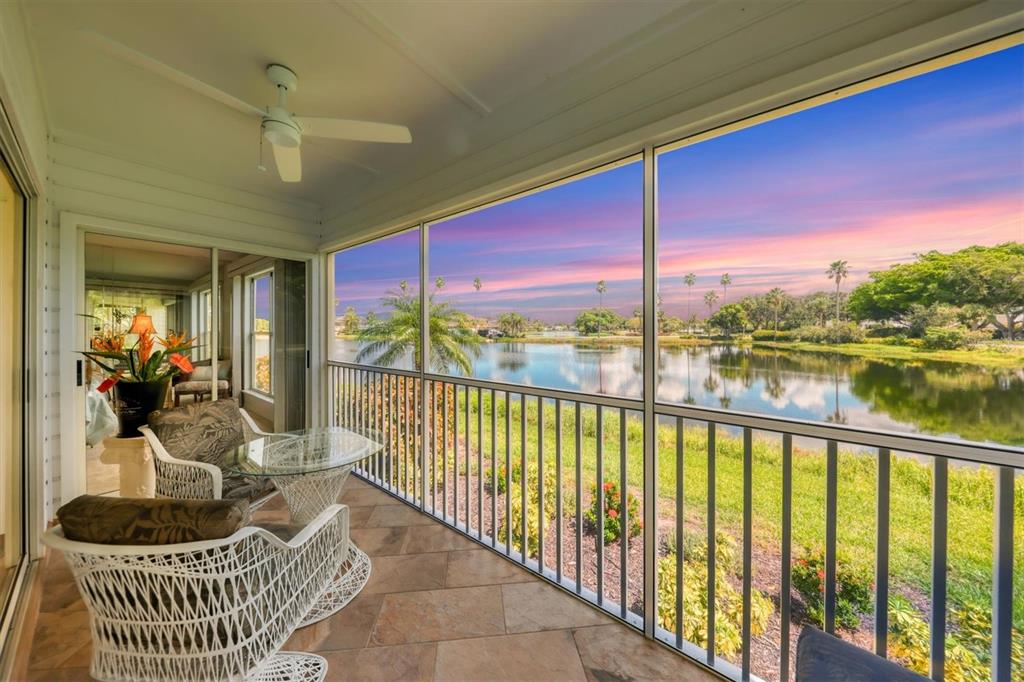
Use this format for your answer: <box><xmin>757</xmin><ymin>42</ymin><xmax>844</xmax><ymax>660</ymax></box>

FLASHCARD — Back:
<box><xmin>83</xmin><ymin>311</ymin><xmax>195</xmax><ymax>438</ymax></box>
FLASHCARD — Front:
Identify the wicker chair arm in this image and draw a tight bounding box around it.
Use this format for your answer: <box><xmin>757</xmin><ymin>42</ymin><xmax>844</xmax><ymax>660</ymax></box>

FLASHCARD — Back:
<box><xmin>139</xmin><ymin>425</ymin><xmax>223</xmax><ymax>499</ymax></box>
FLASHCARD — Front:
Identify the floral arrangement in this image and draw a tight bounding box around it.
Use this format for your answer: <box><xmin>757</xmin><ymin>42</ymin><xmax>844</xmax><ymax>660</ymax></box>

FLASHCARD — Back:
<box><xmin>84</xmin><ymin>328</ymin><xmax>196</xmax><ymax>392</ymax></box>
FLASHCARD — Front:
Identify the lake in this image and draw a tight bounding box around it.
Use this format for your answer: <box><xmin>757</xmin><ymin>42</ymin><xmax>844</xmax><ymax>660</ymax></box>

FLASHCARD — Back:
<box><xmin>332</xmin><ymin>339</ymin><xmax>1024</xmax><ymax>447</ymax></box>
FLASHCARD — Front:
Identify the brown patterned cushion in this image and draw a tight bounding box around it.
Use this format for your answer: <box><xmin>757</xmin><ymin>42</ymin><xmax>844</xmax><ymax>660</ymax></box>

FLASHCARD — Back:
<box><xmin>57</xmin><ymin>495</ymin><xmax>251</xmax><ymax>545</ymax></box>
<box><xmin>222</xmin><ymin>475</ymin><xmax>276</xmax><ymax>502</ymax></box>
<box><xmin>147</xmin><ymin>399</ymin><xmax>246</xmax><ymax>468</ymax></box>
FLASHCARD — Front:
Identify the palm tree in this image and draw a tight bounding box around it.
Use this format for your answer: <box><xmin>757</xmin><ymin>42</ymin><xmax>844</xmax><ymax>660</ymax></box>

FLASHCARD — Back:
<box><xmin>399</xmin><ymin>280</ymin><xmax>409</xmax><ymax>294</ymax></box>
<box><xmin>473</xmin><ymin>277</ymin><xmax>482</xmax><ymax>292</ymax></box>
<box><xmin>825</xmin><ymin>260</ymin><xmax>849</xmax><ymax>323</ymax></box>
<box><xmin>596</xmin><ymin>280</ymin><xmax>607</xmax><ymax>308</ymax></box>
<box><xmin>684</xmin><ymin>273</ymin><xmax>696</xmax><ymax>330</ymax></box>
<box><xmin>765</xmin><ymin>287</ymin><xmax>785</xmax><ymax>336</ymax></box>
<box><xmin>703</xmin><ymin>290</ymin><xmax>719</xmax><ymax>319</ymax></box>
<box><xmin>720</xmin><ymin>273</ymin><xmax>731</xmax><ymax>304</ymax></box>
<box><xmin>357</xmin><ymin>289</ymin><xmax>480</xmax><ymax>374</ymax></box>
<box><xmin>435</xmin><ymin>276</ymin><xmax>446</xmax><ymax>291</ymax></box>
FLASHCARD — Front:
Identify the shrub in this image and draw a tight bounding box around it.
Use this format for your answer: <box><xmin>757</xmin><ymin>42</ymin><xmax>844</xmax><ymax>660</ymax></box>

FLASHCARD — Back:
<box><xmin>584</xmin><ymin>479</ymin><xmax>641</xmax><ymax>544</ymax></box>
<box><xmin>752</xmin><ymin>329</ymin><xmax>795</xmax><ymax>341</ymax></box>
<box><xmin>792</xmin><ymin>547</ymin><xmax>872</xmax><ymax>630</ymax></box>
<box><xmin>888</xmin><ymin>596</ymin><xmax>990</xmax><ymax>682</ymax></box>
<box><xmin>792</xmin><ymin>323</ymin><xmax>864</xmax><ymax>344</ymax></box>
<box><xmin>882</xmin><ymin>333</ymin><xmax>910</xmax><ymax>346</ymax></box>
<box><xmin>495</xmin><ymin>462</ymin><xmax>559</xmax><ymax>557</ymax></box>
<box><xmin>656</xmin><ymin>536</ymin><xmax>774</xmax><ymax>657</ymax></box>
<box><xmin>921</xmin><ymin>326</ymin><xmax>968</xmax><ymax>350</ymax></box>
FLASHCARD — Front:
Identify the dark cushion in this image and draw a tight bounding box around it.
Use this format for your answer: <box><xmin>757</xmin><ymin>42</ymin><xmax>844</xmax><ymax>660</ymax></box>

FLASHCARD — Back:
<box><xmin>796</xmin><ymin>626</ymin><xmax>928</xmax><ymax>681</ymax></box>
<box><xmin>57</xmin><ymin>495</ymin><xmax>251</xmax><ymax>545</ymax></box>
<box><xmin>222</xmin><ymin>474</ymin><xmax>277</xmax><ymax>502</ymax></box>
<box><xmin>148</xmin><ymin>398</ymin><xmax>246</xmax><ymax>468</ymax></box>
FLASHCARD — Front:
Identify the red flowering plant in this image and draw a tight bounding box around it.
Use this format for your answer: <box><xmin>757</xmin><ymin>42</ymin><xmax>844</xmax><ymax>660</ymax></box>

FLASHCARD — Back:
<box><xmin>585</xmin><ymin>479</ymin><xmax>642</xmax><ymax>544</ymax></box>
<box><xmin>791</xmin><ymin>547</ymin><xmax>873</xmax><ymax>630</ymax></box>
<box><xmin>83</xmin><ymin>325</ymin><xmax>196</xmax><ymax>392</ymax></box>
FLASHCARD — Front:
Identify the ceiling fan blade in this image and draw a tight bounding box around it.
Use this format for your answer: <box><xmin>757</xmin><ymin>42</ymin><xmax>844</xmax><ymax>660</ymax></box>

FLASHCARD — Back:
<box><xmin>81</xmin><ymin>31</ymin><xmax>265</xmax><ymax>118</ymax></box>
<box><xmin>295</xmin><ymin>117</ymin><xmax>412</xmax><ymax>144</ymax></box>
<box><xmin>272</xmin><ymin>144</ymin><xmax>302</xmax><ymax>183</ymax></box>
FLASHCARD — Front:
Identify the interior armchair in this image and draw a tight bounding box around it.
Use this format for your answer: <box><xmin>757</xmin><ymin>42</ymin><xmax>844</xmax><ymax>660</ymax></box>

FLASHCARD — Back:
<box><xmin>140</xmin><ymin>398</ymin><xmax>279</xmax><ymax>503</ymax></box>
<box><xmin>173</xmin><ymin>357</ymin><xmax>232</xmax><ymax>405</ymax></box>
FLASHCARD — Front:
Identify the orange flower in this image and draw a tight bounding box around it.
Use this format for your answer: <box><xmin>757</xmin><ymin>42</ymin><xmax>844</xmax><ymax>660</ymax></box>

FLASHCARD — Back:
<box><xmin>168</xmin><ymin>353</ymin><xmax>194</xmax><ymax>373</ymax></box>
<box><xmin>97</xmin><ymin>372</ymin><xmax>122</xmax><ymax>393</ymax></box>
<box><xmin>138</xmin><ymin>330</ymin><xmax>154</xmax><ymax>365</ymax></box>
<box><xmin>90</xmin><ymin>331</ymin><xmax>125</xmax><ymax>353</ymax></box>
<box><xmin>159</xmin><ymin>330</ymin><xmax>196</xmax><ymax>350</ymax></box>
<box><xmin>607</xmin><ymin>508</ymin><xmax>618</xmax><ymax>519</ymax></box>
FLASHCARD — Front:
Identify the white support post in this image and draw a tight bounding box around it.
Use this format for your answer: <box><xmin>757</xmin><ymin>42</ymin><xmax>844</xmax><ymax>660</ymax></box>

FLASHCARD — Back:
<box><xmin>642</xmin><ymin>145</ymin><xmax>657</xmax><ymax>638</ymax></box>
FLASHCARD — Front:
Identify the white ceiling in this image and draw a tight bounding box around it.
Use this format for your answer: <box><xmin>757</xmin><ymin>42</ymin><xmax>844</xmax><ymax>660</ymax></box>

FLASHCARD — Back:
<box><xmin>23</xmin><ymin>0</ymin><xmax>1014</xmax><ymax>241</ymax></box>
<box><xmin>85</xmin><ymin>233</ymin><xmax>243</xmax><ymax>284</ymax></box>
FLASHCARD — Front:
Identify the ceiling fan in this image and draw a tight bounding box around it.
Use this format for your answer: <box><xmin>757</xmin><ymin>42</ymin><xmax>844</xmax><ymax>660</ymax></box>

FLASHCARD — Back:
<box><xmin>85</xmin><ymin>32</ymin><xmax>412</xmax><ymax>182</ymax></box>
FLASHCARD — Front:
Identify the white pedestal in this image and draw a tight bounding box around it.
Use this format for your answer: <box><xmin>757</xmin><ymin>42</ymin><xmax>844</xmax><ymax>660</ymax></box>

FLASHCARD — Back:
<box><xmin>99</xmin><ymin>436</ymin><xmax>155</xmax><ymax>498</ymax></box>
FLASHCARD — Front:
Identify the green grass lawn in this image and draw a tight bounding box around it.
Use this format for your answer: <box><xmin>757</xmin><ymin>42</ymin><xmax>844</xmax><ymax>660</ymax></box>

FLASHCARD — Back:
<box><xmin>423</xmin><ymin>388</ymin><xmax>1024</xmax><ymax>627</ymax></box>
<box><xmin>752</xmin><ymin>339</ymin><xmax>1024</xmax><ymax>370</ymax></box>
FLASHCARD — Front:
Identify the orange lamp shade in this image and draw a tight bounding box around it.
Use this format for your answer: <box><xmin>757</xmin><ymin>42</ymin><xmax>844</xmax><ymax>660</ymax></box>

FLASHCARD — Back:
<box><xmin>128</xmin><ymin>312</ymin><xmax>156</xmax><ymax>335</ymax></box>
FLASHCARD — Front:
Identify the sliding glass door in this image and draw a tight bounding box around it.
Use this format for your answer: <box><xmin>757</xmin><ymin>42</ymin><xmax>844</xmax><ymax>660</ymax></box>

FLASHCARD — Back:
<box><xmin>0</xmin><ymin>152</ymin><xmax>25</xmax><ymax>627</ymax></box>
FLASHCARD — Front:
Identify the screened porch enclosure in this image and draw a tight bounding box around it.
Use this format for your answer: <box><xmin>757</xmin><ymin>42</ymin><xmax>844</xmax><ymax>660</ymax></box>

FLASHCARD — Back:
<box><xmin>324</xmin><ymin>41</ymin><xmax>1024</xmax><ymax>682</ymax></box>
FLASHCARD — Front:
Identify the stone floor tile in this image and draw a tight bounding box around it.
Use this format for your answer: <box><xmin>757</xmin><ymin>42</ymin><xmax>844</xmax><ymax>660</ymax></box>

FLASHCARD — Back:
<box><xmin>322</xmin><ymin>642</ymin><xmax>436</xmax><ymax>681</ymax></box>
<box><xmin>24</xmin><ymin>667</ymin><xmax>94</xmax><ymax>681</ymax></box>
<box><xmin>27</xmin><ymin>610</ymin><xmax>91</xmax><ymax>670</ymax></box>
<box><xmin>341</xmin><ymin>486</ymin><xmax>401</xmax><ymax>507</ymax></box>
<box><xmin>365</xmin><ymin>503</ymin><xmax>435</xmax><ymax>528</ymax></box>
<box><xmin>573</xmin><ymin>623</ymin><xmax>719</xmax><ymax>681</ymax></box>
<box><xmin>363</xmin><ymin>552</ymin><xmax>447</xmax><ymax>595</ymax></box>
<box><xmin>401</xmin><ymin>524</ymin><xmax>478</xmax><ymax>553</ymax></box>
<box><xmin>435</xmin><ymin>630</ymin><xmax>587</xmax><ymax>681</ymax></box>
<box><xmin>371</xmin><ymin>585</ymin><xmax>505</xmax><ymax>645</ymax></box>
<box><xmin>285</xmin><ymin>592</ymin><xmax>384</xmax><ymax>652</ymax></box>
<box><xmin>348</xmin><ymin>504</ymin><xmax>375</xmax><ymax>529</ymax></box>
<box><xmin>501</xmin><ymin>580</ymin><xmax>607</xmax><ymax>633</ymax></box>
<box><xmin>445</xmin><ymin>549</ymin><xmax>536</xmax><ymax>588</ymax></box>
<box><xmin>351</xmin><ymin>526</ymin><xmax>409</xmax><ymax>556</ymax></box>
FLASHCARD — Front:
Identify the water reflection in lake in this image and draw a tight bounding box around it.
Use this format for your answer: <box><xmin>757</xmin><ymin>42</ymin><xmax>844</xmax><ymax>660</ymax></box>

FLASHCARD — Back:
<box><xmin>333</xmin><ymin>339</ymin><xmax>1024</xmax><ymax>446</ymax></box>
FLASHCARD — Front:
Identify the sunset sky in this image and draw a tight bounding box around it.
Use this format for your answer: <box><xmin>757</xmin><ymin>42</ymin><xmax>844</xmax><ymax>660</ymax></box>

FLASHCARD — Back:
<box><xmin>334</xmin><ymin>45</ymin><xmax>1023</xmax><ymax>323</ymax></box>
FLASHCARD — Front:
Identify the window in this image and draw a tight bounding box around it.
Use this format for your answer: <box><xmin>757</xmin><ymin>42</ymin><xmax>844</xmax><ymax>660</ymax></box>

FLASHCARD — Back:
<box><xmin>193</xmin><ymin>288</ymin><xmax>212</xmax><ymax>361</ymax></box>
<box><xmin>248</xmin><ymin>272</ymin><xmax>273</xmax><ymax>394</ymax></box>
<box><xmin>331</xmin><ymin>228</ymin><xmax>421</xmax><ymax>369</ymax></box>
<box><xmin>656</xmin><ymin>45</ymin><xmax>1024</xmax><ymax>446</ymax></box>
<box><xmin>428</xmin><ymin>159</ymin><xmax>643</xmax><ymax>397</ymax></box>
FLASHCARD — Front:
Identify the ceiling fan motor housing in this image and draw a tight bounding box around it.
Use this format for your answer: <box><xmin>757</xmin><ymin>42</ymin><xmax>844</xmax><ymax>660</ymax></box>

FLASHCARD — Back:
<box><xmin>263</xmin><ymin>106</ymin><xmax>302</xmax><ymax>148</ymax></box>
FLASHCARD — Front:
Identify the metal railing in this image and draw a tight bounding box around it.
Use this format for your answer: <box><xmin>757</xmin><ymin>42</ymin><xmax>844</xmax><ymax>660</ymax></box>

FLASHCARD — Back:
<box><xmin>328</xmin><ymin>360</ymin><xmax>1020</xmax><ymax>682</ymax></box>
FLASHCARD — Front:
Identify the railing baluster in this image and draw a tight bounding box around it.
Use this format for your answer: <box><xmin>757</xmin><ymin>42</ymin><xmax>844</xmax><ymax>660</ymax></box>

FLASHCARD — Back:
<box><xmin>455</xmin><ymin>386</ymin><xmax>461</xmax><ymax>526</ymax></box>
<box><xmin>555</xmin><ymin>399</ymin><xmax>563</xmax><ymax>583</ymax></box>
<box><xmin>675</xmin><ymin>417</ymin><xmax>684</xmax><ymax>649</ymax></box>
<box><xmin>707</xmin><ymin>421</ymin><xmax>716</xmax><ymax>665</ymax></box>
<box><xmin>505</xmin><ymin>390</ymin><xmax>512</xmax><ymax>555</ymax></box>
<box><xmin>992</xmin><ymin>465</ymin><xmax>1014</xmax><ymax>682</ymax></box>
<box><xmin>520</xmin><ymin>393</ymin><xmax>527</xmax><ymax>562</ymax></box>
<box><xmin>825</xmin><ymin>439</ymin><xmax>838</xmax><ymax>634</ymax></box>
<box><xmin>575</xmin><ymin>403</ymin><xmax>583</xmax><ymax>595</ymax></box>
<box><xmin>413</xmin><ymin>378</ymin><xmax>420</xmax><ymax>502</ymax></box>
<box><xmin>538</xmin><ymin>397</ymin><xmax>546</xmax><ymax>572</ymax></box>
<box><xmin>596</xmin><ymin>404</ymin><xmax>604</xmax><ymax>605</ymax></box>
<box><xmin>781</xmin><ymin>433</ymin><xmax>793</xmax><ymax>681</ymax></box>
<box><xmin>466</xmin><ymin>385</ymin><xmax>472</xmax><ymax>534</ymax></box>
<box><xmin>478</xmin><ymin>387</ymin><xmax>484</xmax><ymax>540</ymax></box>
<box><xmin>431</xmin><ymin>383</ymin><xmax>438</xmax><ymax>513</ymax></box>
<box><xmin>741</xmin><ymin>427</ymin><xmax>753</xmax><ymax>680</ymax></box>
<box><xmin>619</xmin><ymin>408</ymin><xmax>627</xmax><ymax>619</ymax></box>
<box><xmin>443</xmin><ymin>384</ymin><xmax>449</xmax><ymax>521</ymax></box>
<box><xmin>875</xmin><ymin>447</ymin><xmax>891</xmax><ymax>658</ymax></box>
<box><xmin>930</xmin><ymin>456</ymin><xmax>948</xmax><ymax>682</ymax></box>
<box><xmin>491</xmin><ymin>389</ymin><xmax>497</xmax><ymax>547</ymax></box>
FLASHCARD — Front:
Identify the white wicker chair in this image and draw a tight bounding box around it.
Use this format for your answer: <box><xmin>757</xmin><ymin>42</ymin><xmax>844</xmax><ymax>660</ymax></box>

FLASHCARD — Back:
<box><xmin>139</xmin><ymin>408</ymin><xmax>278</xmax><ymax>502</ymax></box>
<box><xmin>42</xmin><ymin>504</ymin><xmax>350</xmax><ymax>682</ymax></box>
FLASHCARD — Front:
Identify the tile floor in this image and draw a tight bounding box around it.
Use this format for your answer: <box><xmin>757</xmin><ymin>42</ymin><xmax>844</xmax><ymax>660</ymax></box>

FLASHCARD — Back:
<box><xmin>18</xmin><ymin>477</ymin><xmax>718</xmax><ymax>681</ymax></box>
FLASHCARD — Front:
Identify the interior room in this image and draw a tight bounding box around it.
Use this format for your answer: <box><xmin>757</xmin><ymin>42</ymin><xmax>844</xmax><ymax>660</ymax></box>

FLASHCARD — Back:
<box><xmin>0</xmin><ymin>2</ymin><xmax>1021</xmax><ymax>681</ymax></box>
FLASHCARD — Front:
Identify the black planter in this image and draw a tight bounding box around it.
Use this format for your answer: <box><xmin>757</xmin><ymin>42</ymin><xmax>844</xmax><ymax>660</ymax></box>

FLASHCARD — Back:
<box><xmin>111</xmin><ymin>379</ymin><xmax>170</xmax><ymax>438</ymax></box>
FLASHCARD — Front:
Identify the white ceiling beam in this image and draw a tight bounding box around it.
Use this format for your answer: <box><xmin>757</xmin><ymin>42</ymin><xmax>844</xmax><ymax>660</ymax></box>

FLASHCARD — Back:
<box><xmin>335</xmin><ymin>0</ymin><xmax>492</xmax><ymax>117</ymax></box>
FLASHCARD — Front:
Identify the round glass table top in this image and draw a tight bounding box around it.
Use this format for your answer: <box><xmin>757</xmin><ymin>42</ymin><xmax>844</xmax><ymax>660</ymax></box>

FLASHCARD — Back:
<box><xmin>226</xmin><ymin>427</ymin><xmax>383</xmax><ymax>477</ymax></box>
